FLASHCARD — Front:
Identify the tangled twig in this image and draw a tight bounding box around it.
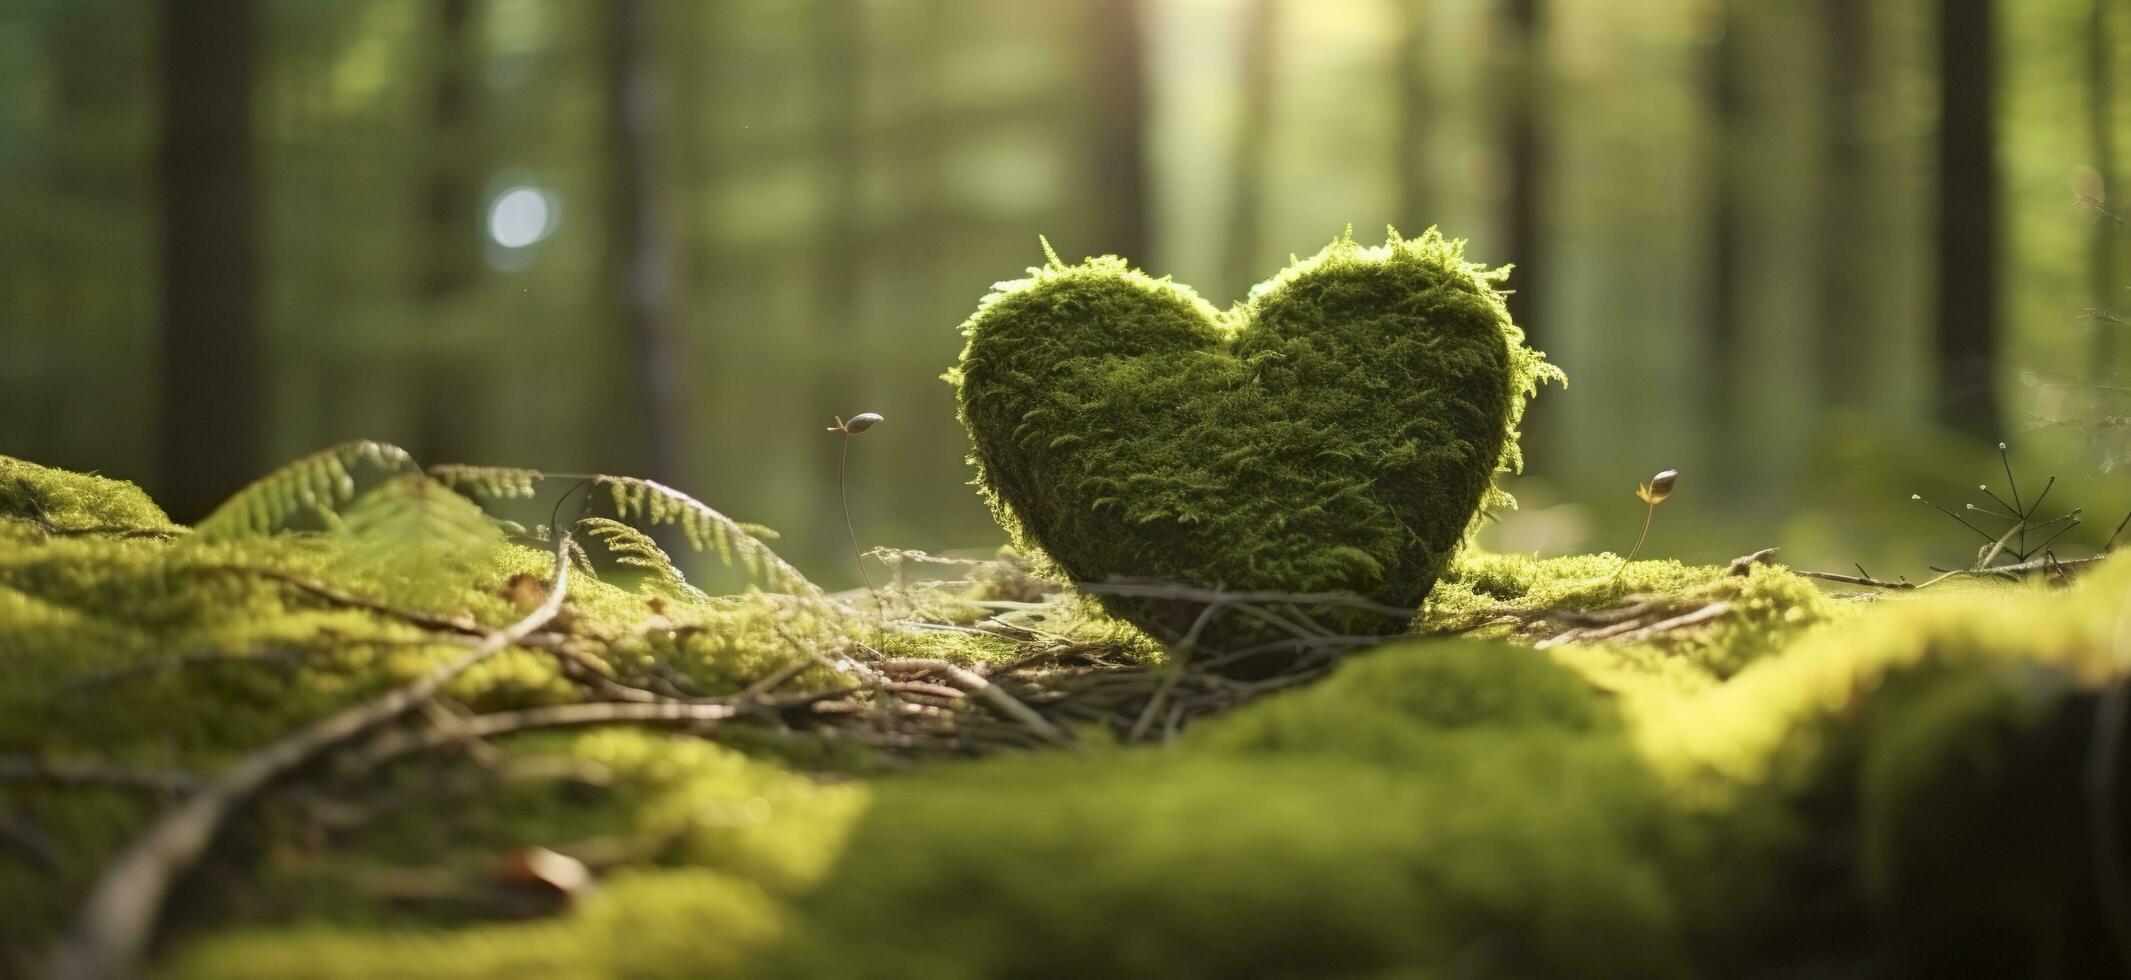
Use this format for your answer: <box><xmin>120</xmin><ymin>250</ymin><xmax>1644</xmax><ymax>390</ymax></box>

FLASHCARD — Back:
<box><xmin>877</xmin><ymin>659</ymin><xmax>1072</xmax><ymax>747</ymax></box>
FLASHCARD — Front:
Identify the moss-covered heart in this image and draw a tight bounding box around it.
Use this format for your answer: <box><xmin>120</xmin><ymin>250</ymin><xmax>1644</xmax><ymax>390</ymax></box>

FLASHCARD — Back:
<box><xmin>950</xmin><ymin>229</ymin><xmax>1560</xmax><ymax>660</ymax></box>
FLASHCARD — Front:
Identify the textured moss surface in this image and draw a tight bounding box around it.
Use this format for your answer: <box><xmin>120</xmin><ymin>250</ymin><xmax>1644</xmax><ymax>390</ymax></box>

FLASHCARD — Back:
<box><xmin>1</xmin><ymin>454</ymin><xmax>179</xmax><ymax>535</ymax></box>
<box><xmin>7</xmin><ymin>452</ymin><xmax>2131</xmax><ymax>979</ymax></box>
<box><xmin>950</xmin><ymin>230</ymin><xmax>1561</xmax><ymax>653</ymax></box>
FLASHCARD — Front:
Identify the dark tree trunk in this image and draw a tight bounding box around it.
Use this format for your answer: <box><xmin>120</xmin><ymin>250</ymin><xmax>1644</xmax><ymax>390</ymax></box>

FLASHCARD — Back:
<box><xmin>1223</xmin><ymin>0</ymin><xmax>1275</xmax><ymax>299</ymax></box>
<box><xmin>1086</xmin><ymin>0</ymin><xmax>1152</xmax><ymax>264</ymax></box>
<box><xmin>1816</xmin><ymin>0</ymin><xmax>1871</xmax><ymax>408</ymax></box>
<box><xmin>1498</xmin><ymin>0</ymin><xmax>1551</xmax><ymax>470</ymax></box>
<box><xmin>159</xmin><ymin>0</ymin><xmax>260</xmax><ymax>522</ymax></box>
<box><xmin>414</xmin><ymin>0</ymin><xmax>486</xmax><ymax>466</ymax></box>
<box><xmin>1395</xmin><ymin>0</ymin><xmax>1431</xmax><ymax>235</ymax></box>
<box><xmin>605</xmin><ymin>0</ymin><xmax>689</xmax><ymax>485</ymax></box>
<box><xmin>1703</xmin><ymin>1</ymin><xmax>1745</xmax><ymax>485</ymax></box>
<box><xmin>2085</xmin><ymin>0</ymin><xmax>2119</xmax><ymax>375</ymax></box>
<box><xmin>1500</xmin><ymin>0</ymin><xmax>1544</xmax><ymax>343</ymax></box>
<box><xmin>418</xmin><ymin>0</ymin><xmax>482</xmax><ymax>302</ymax></box>
<box><xmin>1934</xmin><ymin>0</ymin><xmax>2000</xmax><ymax>441</ymax></box>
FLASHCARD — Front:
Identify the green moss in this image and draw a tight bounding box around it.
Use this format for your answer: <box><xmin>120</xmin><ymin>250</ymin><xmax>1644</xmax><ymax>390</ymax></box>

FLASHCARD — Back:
<box><xmin>0</xmin><ymin>454</ymin><xmax>179</xmax><ymax>534</ymax></box>
<box><xmin>1585</xmin><ymin>554</ymin><xmax>2131</xmax><ymax>970</ymax></box>
<box><xmin>1431</xmin><ymin>550</ymin><xmax>1846</xmax><ymax>684</ymax></box>
<box><xmin>164</xmin><ymin>870</ymin><xmax>790</xmax><ymax>980</ymax></box>
<box><xmin>950</xmin><ymin>230</ymin><xmax>1561</xmax><ymax>658</ymax></box>
<box><xmin>0</xmin><ymin>472</ymin><xmax>853</xmax><ymax>958</ymax></box>
<box><xmin>9</xmin><ymin>452</ymin><xmax>2131</xmax><ymax>977</ymax></box>
<box><xmin>754</xmin><ymin>640</ymin><xmax>1690</xmax><ymax>980</ymax></box>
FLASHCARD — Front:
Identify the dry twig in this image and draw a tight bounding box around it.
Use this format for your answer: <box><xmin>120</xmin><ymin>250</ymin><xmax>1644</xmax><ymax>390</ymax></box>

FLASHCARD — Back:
<box><xmin>878</xmin><ymin>658</ymin><xmax>1072</xmax><ymax>747</ymax></box>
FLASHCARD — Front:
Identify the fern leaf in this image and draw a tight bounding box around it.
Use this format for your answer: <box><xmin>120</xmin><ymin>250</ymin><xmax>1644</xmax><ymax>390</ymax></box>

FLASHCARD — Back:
<box><xmin>195</xmin><ymin>441</ymin><xmax>417</xmax><ymax>538</ymax></box>
<box><xmin>336</xmin><ymin>474</ymin><xmax>506</xmax><ymax>574</ymax></box>
<box><xmin>578</xmin><ymin>517</ymin><xmax>707</xmax><ymax>599</ymax></box>
<box><xmin>595</xmin><ymin>476</ymin><xmax>823</xmax><ymax>600</ymax></box>
<box><xmin>427</xmin><ymin>464</ymin><xmax>543</xmax><ymax>501</ymax></box>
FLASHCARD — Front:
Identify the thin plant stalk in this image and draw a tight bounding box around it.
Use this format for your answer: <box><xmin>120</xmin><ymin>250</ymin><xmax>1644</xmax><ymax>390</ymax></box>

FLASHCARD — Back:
<box><xmin>1610</xmin><ymin>469</ymin><xmax>1676</xmax><ymax>583</ymax></box>
<box><xmin>1615</xmin><ymin>502</ymin><xmax>1657</xmax><ymax>577</ymax></box>
<box><xmin>828</xmin><ymin>412</ymin><xmax>886</xmax><ymax>647</ymax></box>
<box><xmin>837</xmin><ymin>430</ymin><xmax>880</xmax><ymax>616</ymax></box>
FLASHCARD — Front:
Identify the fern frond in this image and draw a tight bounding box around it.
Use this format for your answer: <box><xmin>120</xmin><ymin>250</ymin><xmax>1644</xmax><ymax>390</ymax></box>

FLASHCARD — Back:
<box><xmin>578</xmin><ymin>517</ymin><xmax>707</xmax><ymax>599</ymax></box>
<box><xmin>427</xmin><ymin>464</ymin><xmax>543</xmax><ymax>501</ymax></box>
<box><xmin>195</xmin><ymin>441</ymin><xmax>417</xmax><ymax>538</ymax></box>
<box><xmin>336</xmin><ymin>474</ymin><xmax>506</xmax><ymax>573</ymax></box>
<box><xmin>597</xmin><ymin>476</ymin><xmax>824</xmax><ymax>600</ymax></box>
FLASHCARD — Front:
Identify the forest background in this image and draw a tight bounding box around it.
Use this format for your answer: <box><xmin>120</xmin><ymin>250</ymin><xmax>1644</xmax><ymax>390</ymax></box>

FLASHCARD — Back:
<box><xmin>1</xmin><ymin>0</ymin><xmax>2126</xmax><ymax>589</ymax></box>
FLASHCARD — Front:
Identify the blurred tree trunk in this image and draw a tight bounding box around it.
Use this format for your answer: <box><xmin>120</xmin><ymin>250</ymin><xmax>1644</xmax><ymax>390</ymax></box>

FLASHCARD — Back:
<box><xmin>1499</xmin><ymin>0</ymin><xmax>1544</xmax><ymax>342</ymax></box>
<box><xmin>2085</xmin><ymin>0</ymin><xmax>2119</xmax><ymax>375</ymax></box>
<box><xmin>1702</xmin><ymin>1</ymin><xmax>1744</xmax><ymax>485</ymax></box>
<box><xmin>1934</xmin><ymin>0</ymin><xmax>1999</xmax><ymax>440</ymax></box>
<box><xmin>814</xmin><ymin>0</ymin><xmax>866</xmax><ymax>571</ymax></box>
<box><xmin>1497</xmin><ymin>0</ymin><xmax>1550</xmax><ymax>468</ymax></box>
<box><xmin>1395</xmin><ymin>0</ymin><xmax>1431</xmax><ymax>235</ymax></box>
<box><xmin>159</xmin><ymin>0</ymin><xmax>260</xmax><ymax>522</ymax></box>
<box><xmin>1223</xmin><ymin>0</ymin><xmax>1275</xmax><ymax>299</ymax></box>
<box><xmin>604</xmin><ymin>0</ymin><xmax>689</xmax><ymax>485</ymax></box>
<box><xmin>1816</xmin><ymin>0</ymin><xmax>1871</xmax><ymax>409</ymax></box>
<box><xmin>414</xmin><ymin>0</ymin><xmax>486</xmax><ymax>466</ymax></box>
<box><xmin>417</xmin><ymin>0</ymin><xmax>482</xmax><ymax>302</ymax></box>
<box><xmin>1086</xmin><ymin>0</ymin><xmax>1151</xmax><ymax>263</ymax></box>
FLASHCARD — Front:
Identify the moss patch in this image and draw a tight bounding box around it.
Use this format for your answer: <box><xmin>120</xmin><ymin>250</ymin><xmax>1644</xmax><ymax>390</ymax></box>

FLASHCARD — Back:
<box><xmin>1429</xmin><ymin>550</ymin><xmax>1846</xmax><ymax>684</ymax></box>
<box><xmin>950</xmin><ymin>230</ymin><xmax>1561</xmax><ymax>658</ymax></box>
<box><xmin>1</xmin><ymin>454</ymin><xmax>179</xmax><ymax>535</ymax></box>
<box><xmin>7</xmin><ymin>452</ymin><xmax>2131</xmax><ymax>978</ymax></box>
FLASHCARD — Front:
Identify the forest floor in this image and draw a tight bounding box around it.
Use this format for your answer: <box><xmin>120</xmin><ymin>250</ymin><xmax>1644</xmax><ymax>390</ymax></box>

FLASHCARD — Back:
<box><xmin>3</xmin><ymin>446</ymin><xmax>2129</xmax><ymax>979</ymax></box>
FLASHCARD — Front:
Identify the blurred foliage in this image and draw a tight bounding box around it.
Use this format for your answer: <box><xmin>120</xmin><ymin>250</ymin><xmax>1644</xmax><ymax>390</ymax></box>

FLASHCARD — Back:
<box><xmin>0</xmin><ymin>0</ymin><xmax>2127</xmax><ymax>589</ymax></box>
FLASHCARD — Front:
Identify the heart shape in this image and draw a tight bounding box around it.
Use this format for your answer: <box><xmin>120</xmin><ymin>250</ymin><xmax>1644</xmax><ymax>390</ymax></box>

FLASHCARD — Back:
<box><xmin>950</xmin><ymin>229</ymin><xmax>1558</xmax><ymax>662</ymax></box>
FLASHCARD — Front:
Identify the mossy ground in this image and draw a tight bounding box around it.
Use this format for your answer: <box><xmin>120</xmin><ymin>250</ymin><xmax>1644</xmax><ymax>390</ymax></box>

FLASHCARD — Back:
<box><xmin>5</xmin><ymin>453</ymin><xmax>2130</xmax><ymax>978</ymax></box>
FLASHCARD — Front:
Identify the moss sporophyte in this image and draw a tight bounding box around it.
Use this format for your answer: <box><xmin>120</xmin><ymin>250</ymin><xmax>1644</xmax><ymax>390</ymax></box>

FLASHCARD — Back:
<box><xmin>949</xmin><ymin>228</ymin><xmax>1562</xmax><ymax>666</ymax></box>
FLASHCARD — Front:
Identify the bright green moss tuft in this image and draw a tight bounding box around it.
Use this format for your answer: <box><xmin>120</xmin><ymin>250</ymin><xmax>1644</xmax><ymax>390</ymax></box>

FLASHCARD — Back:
<box><xmin>165</xmin><ymin>870</ymin><xmax>791</xmax><ymax>980</ymax></box>
<box><xmin>950</xmin><ymin>230</ymin><xmax>1561</xmax><ymax>658</ymax></box>
<box><xmin>1429</xmin><ymin>550</ymin><xmax>1846</xmax><ymax>683</ymax></box>
<box><xmin>0</xmin><ymin>454</ymin><xmax>179</xmax><ymax>534</ymax></box>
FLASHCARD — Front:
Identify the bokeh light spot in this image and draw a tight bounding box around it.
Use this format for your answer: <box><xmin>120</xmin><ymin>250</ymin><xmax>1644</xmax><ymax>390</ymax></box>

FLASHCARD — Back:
<box><xmin>487</xmin><ymin>186</ymin><xmax>555</xmax><ymax>249</ymax></box>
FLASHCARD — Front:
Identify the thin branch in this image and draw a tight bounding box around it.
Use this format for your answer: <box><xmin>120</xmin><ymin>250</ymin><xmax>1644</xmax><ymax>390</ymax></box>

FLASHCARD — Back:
<box><xmin>1725</xmin><ymin>548</ymin><xmax>1779</xmax><ymax>575</ymax></box>
<box><xmin>877</xmin><ymin>659</ymin><xmax>1073</xmax><ymax>747</ymax></box>
<box><xmin>1806</xmin><ymin>553</ymin><xmax>2113</xmax><ymax>591</ymax></box>
<box><xmin>1963</xmin><ymin>553</ymin><xmax>2111</xmax><ymax>578</ymax></box>
<box><xmin>1913</xmin><ymin>494</ymin><xmax>2000</xmax><ymax>545</ymax></box>
<box><xmin>197</xmin><ymin>565</ymin><xmax>488</xmax><ymax>637</ymax></box>
<box><xmin>1600</xmin><ymin>602</ymin><xmax>1732</xmax><ymax>645</ymax></box>
<box><xmin>1798</xmin><ymin>569</ymin><xmax>1915</xmax><ymax>590</ymax></box>
<box><xmin>358</xmin><ymin>701</ymin><xmax>743</xmax><ymax>767</ymax></box>
<box><xmin>48</xmin><ymin>533</ymin><xmax>575</xmax><ymax>980</ymax></box>
<box><xmin>0</xmin><ymin>758</ymin><xmax>203</xmax><ymax>795</ymax></box>
<box><xmin>56</xmin><ymin>646</ymin><xmax>308</xmax><ymax>694</ymax></box>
